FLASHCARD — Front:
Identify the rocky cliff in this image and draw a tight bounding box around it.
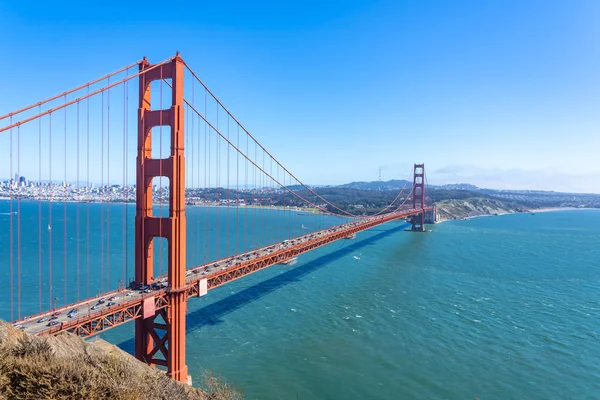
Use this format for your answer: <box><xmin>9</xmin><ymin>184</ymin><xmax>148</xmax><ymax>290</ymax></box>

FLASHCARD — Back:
<box><xmin>0</xmin><ymin>322</ymin><xmax>241</xmax><ymax>400</ymax></box>
<box><xmin>435</xmin><ymin>198</ymin><xmax>529</xmax><ymax>222</ymax></box>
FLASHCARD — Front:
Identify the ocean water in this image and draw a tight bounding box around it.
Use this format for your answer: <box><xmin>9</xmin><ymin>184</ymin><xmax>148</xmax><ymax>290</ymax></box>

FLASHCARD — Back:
<box><xmin>2</xmin><ymin>203</ymin><xmax>600</xmax><ymax>399</ymax></box>
<box><xmin>0</xmin><ymin>200</ymin><xmax>347</xmax><ymax>314</ymax></box>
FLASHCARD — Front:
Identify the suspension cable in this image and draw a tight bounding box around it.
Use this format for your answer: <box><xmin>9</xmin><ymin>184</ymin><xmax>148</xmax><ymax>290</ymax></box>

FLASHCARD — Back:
<box><xmin>371</xmin><ymin>180</ymin><xmax>409</xmax><ymax>216</ymax></box>
<box><xmin>163</xmin><ymin>79</ymin><xmax>348</xmax><ymax>217</ymax></box>
<box><xmin>183</xmin><ymin>96</ymin><xmax>346</xmax><ymax>217</ymax></box>
<box><xmin>0</xmin><ymin>62</ymin><xmax>139</xmax><ymax>121</ymax></box>
<box><xmin>0</xmin><ymin>57</ymin><xmax>175</xmax><ymax>134</ymax></box>
<box><xmin>181</xmin><ymin>63</ymin><xmax>419</xmax><ymax>219</ymax></box>
<box><xmin>182</xmin><ymin>63</ymin><xmax>356</xmax><ymax>217</ymax></box>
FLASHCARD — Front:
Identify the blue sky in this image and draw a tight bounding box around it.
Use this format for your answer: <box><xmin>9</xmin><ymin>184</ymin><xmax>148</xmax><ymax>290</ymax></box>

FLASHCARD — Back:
<box><xmin>1</xmin><ymin>0</ymin><xmax>599</xmax><ymax>193</ymax></box>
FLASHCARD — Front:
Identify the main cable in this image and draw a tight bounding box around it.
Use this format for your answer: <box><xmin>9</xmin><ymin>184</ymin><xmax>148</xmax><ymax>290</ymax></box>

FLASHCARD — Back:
<box><xmin>0</xmin><ymin>62</ymin><xmax>138</xmax><ymax>122</ymax></box>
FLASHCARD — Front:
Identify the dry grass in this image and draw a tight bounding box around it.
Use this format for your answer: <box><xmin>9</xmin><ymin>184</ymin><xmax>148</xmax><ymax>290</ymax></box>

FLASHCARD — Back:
<box><xmin>0</xmin><ymin>322</ymin><xmax>243</xmax><ymax>400</ymax></box>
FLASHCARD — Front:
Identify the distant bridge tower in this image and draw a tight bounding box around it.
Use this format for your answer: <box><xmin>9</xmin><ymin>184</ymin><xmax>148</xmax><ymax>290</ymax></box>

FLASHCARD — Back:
<box><xmin>135</xmin><ymin>54</ymin><xmax>189</xmax><ymax>383</ymax></box>
<box><xmin>410</xmin><ymin>163</ymin><xmax>426</xmax><ymax>231</ymax></box>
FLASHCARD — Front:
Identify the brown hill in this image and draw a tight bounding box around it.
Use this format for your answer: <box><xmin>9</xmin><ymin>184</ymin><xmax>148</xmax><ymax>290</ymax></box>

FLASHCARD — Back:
<box><xmin>0</xmin><ymin>322</ymin><xmax>242</xmax><ymax>400</ymax></box>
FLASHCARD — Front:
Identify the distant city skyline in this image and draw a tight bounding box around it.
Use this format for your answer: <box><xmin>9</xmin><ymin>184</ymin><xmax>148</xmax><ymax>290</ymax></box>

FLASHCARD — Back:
<box><xmin>1</xmin><ymin>1</ymin><xmax>599</xmax><ymax>193</ymax></box>
<box><xmin>3</xmin><ymin>171</ymin><xmax>599</xmax><ymax>195</ymax></box>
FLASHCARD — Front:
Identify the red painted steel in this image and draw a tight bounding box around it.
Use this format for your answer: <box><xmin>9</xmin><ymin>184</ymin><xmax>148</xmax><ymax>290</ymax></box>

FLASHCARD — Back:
<box><xmin>0</xmin><ymin>62</ymin><xmax>139</xmax><ymax>122</ymax></box>
<box><xmin>31</xmin><ymin>206</ymin><xmax>432</xmax><ymax>339</ymax></box>
<box><xmin>183</xmin><ymin>63</ymin><xmax>356</xmax><ymax>218</ymax></box>
<box><xmin>0</xmin><ymin>58</ymin><xmax>175</xmax><ymax>134</ymax></box>
<box><xmin>44</xmin><ymin>292</ymin><xmax>169</xmax><ymax>337</ymax></box>
<box><xmin>3</xmin><ymin>53</ymin><xmax>438</xmax><ymax>386</ymax></box>
<box><xmin>411</xmin><ymin>164</ymin><xmax>426</xmax><ymax>231</ymax></box>
<box><xmin>135</xmin><ymin>54</ymin><xmax>188</xmax><ymax>382</ymax></box>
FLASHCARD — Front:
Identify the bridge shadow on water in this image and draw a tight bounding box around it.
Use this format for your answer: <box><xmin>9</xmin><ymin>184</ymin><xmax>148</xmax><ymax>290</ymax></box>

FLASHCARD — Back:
<box><xmin>118</xmin><ymin>222</ymin><xmax>408</xmax><ymax>351</ymax></box>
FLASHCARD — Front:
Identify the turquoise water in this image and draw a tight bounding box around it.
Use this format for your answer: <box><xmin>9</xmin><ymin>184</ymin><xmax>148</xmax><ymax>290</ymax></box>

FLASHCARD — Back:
<box><xmin>2</xmin><ymin>204</ymin><xmax>600</xmax><ymax>399</ymax></box>
<box><xmin>0</xmin><ymin>200</ymin><xmax>347</xmax><ymax>314</ymax></box>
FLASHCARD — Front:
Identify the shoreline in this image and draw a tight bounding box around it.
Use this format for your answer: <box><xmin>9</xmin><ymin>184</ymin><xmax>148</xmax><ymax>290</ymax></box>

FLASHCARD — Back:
<box><xmin>0</xmin><ymin>197</ymin><xmax>325</xmax><ymax>215</ymax></box>
<box><xmin>435</xmin><ymin>206</ymin><xmax>596</xmax><ymax>224</ymax></box>
<box><xmin>2</xmin><ymin>197</ymin><xmax>597</xmax><ymax>221</ymax></box>
<box><xmin>530</xmin><ymin>206</ymin><xmax>585</xmax><ymax>213</ymax></box>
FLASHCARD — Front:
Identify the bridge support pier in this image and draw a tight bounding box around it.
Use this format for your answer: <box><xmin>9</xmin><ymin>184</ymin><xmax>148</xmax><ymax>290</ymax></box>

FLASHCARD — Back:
<box><xmin>135</xmin><ymin>54</ymin><xmax>189</xmax><ymax>383</ymax></box>
<box><xmin>409</xmin><ymin>213</ymin><xmax>426</xmax><ymax>231</ymax></box>
<box><xmin>424</xmin><ymin>206</ymin><xmax>436</xmax><ymax>224</ymax></box>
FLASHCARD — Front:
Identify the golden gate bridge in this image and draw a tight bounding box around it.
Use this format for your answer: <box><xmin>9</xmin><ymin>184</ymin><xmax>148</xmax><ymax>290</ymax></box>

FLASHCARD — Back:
<box><xmin>0</xmin><ymin>53</ymin><xmax>435</xmax><ymax>383</ymax></box>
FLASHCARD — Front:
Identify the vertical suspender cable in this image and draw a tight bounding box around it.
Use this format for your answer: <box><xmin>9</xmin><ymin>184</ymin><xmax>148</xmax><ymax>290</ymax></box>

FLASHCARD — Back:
<box><xmin>76</xmin><ymin>101</ymin><xmax>81</xmax><ymax>301</ymax></box>
<box><xmin>17</xmin><ymin>125</ymin><xmax>21</xmax><ymax>318</ymax></box>
<box><xmin>86</xmin><ymin>88</ymin><xmax>91</xmax><ymax>298</ymax></box>
<box><xmin>236</xmin><ymin>124</ymin><xmax>239</xmax><ymax>256</ymax></box>
<box><xmin>226</xmin><ymin>115</ymin><xmax>229</xmax><ymax>257</ymax></box>
<box><xmin>262</xmin><ymin>151</ymin><xmax>265</xmax><ymax>246</ymax></box>
<box><xmin>38</xmin><ymin>111</ymin><xmax>43</xmax><ymax>313</ymax></box>
<box><xmin>107</xmin><ymin>79</ymin><xmax>111</xmax><ymax>290</ymax></box>
<box><xmin>9</xmin><ymin>119</ymin><xmax>13</xmax><ymax>320</ymax></box>
<box><xmin>290</xmin><ymin>174</ymin><xmax>293</xmax><ymax>236</ymax></box>
<box><xmin>191</xmin><ymin>79</ymin><xmax>196</xmax><ymax>265</ymax></box>
<box><xmin>196</xmin><ymin>88</ymin><xmax>206</xmax><ymax>264</ymax></box>
<box><xmin>198</xmin><ymin>87</ymin><xmax>201</xmax><ymax>264</ymax></box>
<box><xmin>294</xmin><ymin>176</ymin><xmax>297</xmax><ymax>238</ymax></box>
<box><xmin>277</xmin><ymin>164</ymin><xmax>280</xmax><ymax>241</ymax></box>
<box><xmin>198</xmin><ymin>92</ymin><xmax>201</xmax><ymax>263</ymax></box>
<box><xmin>285</xmin><ymin>170</ymin><xmax>289</xmax><ymax>240</ymax></box>
<box><xmin>291</xmin><ymin>174</ymin><xmax>294</xmax><ymax>238</ymax></box>
<box><xmin>197</xmin><ymin>86</ymin><xmax>202</xmax><ymax>265</ymax></box>
<box><xmin>122</xmin><ymin>75</ymin><xmax>127</xmax><ymax>287</ymax></box>
<box><xmin>204</xmin><ymin>89</ymin><xmax>208</xmax><ymax>265</ymax></box>
<box><xmin>270</xmin><ymin>158</ymin><xmax>273</xmax><ymax>242</ymax></box>
<box><xmin>272</xmin><ymin>158</ymin><xmax>275</xmax><ymax>242</ymax></box>
<box><xmin>64</xmin><ymin>95</ymin><xmax>67</xmax><ymax>306</ymax></box>
<box><xmin>185</xmin><ymin>99</ymin><xmax>190</xmax><ymax>264</ymax></box>
<box><xmin>276</xmin><ymin>162</ymin><xmax>278</xmax><ymax>239</ymax></box>
<box><xmin>269</xmin><ymin>157</ymin><xmax>273</xmax><ymax>242</ymax></box>
<box><xmin>101</xmin><ymin>91</ymin><xmax>105</xmax><ymax>294</ymax></box>
<box><xmin>245</xmin><ymin>133</ymin><xmax>248</xmax><ymax>253</ymax></box>
<box><xmin>125</xmin><ymin>74</ymin><xmax>129</xmax><ymax>286</ymax></box>
<box><xmin>216</xmin><ymin>106</ymin><xmax>220</xmax><ymax>260</ymax></box>
<box><xmin>254</xmin><ymin>142</ymin><xmax>257</xmax><ymax>249</ymax></box>
<box><xmin>48</xmin><ymin>114</ymin><xmax>53</xmax><ymax>309</ymax></box>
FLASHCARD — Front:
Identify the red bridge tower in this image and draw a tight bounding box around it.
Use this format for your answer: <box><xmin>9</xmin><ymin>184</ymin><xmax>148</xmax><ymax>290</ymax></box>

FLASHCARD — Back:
<box><xmin>410</xmin><ymin>163</ymin><xmax>426</xmax><ymax>231</ymax></box>
<box><xmin>135</xmin><ymin>54</ymin><xmax>189</xmax><ymax>383</ymax></box>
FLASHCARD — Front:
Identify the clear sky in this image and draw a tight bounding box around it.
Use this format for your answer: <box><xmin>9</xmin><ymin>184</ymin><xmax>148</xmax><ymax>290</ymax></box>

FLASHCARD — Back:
<box><xmin>1</xmin><ymin>0</ymin><xmax>599</xmax><ymax>193</ymax></box>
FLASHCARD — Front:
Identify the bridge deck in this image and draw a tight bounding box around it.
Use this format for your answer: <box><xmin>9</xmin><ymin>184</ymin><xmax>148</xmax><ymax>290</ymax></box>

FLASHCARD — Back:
<box><xmin>13</xmin><ymin>207</ymin><xmax>432</xmax><ymax>337</ymax></box>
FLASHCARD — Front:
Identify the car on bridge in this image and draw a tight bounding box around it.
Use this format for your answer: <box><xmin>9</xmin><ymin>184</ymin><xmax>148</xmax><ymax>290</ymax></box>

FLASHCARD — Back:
<box><xmin>37</xmin><ymin>317</ymin><xmax>49</xmax><ymax>323</ymax></box>
<box><xmin>67</xmin><ymin>308</ymin><xmax>79</xmax><ymax>318</ymax></box>
<box><xmin>47</xmin><ymin>321</ymin><xmax>59</xmax><ymax>327</ymax></box>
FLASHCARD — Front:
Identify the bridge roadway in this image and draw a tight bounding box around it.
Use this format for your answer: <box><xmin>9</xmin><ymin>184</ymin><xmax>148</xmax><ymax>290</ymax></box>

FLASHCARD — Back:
<box><xmin>12</xmin><ymin>207</ymin><xmax>431</xmax><ymax>338</ymax></box>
